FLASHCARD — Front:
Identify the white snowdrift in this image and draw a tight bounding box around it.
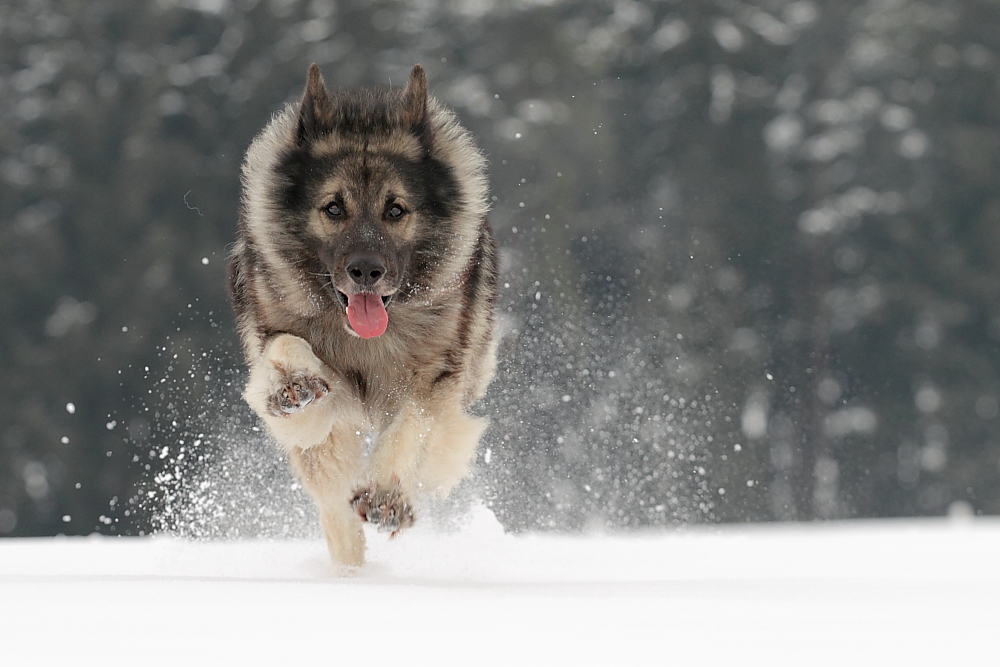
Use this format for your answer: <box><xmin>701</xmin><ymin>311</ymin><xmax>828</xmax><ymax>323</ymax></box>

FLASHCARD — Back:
<box><xmin>2</xmin><ymin>507</ymin><xmax>998</xmax><ymax>665</ymax></box>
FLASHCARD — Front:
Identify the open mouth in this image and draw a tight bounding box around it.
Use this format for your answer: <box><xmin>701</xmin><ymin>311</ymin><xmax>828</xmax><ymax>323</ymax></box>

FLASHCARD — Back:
<box><xmin>336</xmin><ymin>290</ymin><xmax>394</xmax><ymax>339</ymax></box>
<box><xmin>335</xmin><ymin>291</ymin><xmax>394</xmax><ymax>310</ymax></box>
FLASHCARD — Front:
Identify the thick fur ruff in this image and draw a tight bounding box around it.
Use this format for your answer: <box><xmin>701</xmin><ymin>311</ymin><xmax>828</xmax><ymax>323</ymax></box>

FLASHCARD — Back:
<box><xmin>230</xmin><ymin>64</ymin><xmax>498</xmax><ymax>568</ymax></box>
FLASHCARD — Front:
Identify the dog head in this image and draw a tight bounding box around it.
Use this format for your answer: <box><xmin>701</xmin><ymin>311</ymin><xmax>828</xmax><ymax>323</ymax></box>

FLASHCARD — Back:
<box><xmin>240</xmin><ymin>64</ymin><xmax>489</xmax><ymax>339</ymax></box>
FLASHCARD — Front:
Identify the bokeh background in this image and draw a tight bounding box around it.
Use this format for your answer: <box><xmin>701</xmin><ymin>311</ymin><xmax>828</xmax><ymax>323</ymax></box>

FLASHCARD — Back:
<box><xmin>3</xmin><ymin>0</ymin><xmax>1000</xmax><ymax>538</ymax></box>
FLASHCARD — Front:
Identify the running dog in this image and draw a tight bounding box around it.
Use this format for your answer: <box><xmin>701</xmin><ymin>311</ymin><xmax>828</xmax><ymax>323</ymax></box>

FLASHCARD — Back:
<box><xmin>229</xmin><ymin>63</ymin><xmax>498</xmax><ymax>567</ymax></box>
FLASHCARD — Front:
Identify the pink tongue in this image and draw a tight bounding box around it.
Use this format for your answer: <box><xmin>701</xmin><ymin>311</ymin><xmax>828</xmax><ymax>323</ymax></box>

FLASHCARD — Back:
<box><xmin>346</xmin><ymin>293</ymin><xmax>388</xmax><ymax>338</ymax></box>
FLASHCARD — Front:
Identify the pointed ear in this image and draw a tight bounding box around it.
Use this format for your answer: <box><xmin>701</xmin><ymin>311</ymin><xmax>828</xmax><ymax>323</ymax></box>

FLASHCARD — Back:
<box><xmin>296</xmin><ymin>63</ymin><xmax>333</xmax><ymax>146</ymax></box>
<box><xmin>402</xmin><ymin>64</ymin><xmax>429</xmax><ymax>136</ymax></box>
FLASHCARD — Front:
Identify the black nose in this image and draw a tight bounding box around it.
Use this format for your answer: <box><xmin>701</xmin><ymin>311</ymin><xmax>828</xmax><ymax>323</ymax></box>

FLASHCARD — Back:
<box><xmin>346</xmin><ymin>254</ymin><xmax>387</xmax><ymax>288</ymax></box>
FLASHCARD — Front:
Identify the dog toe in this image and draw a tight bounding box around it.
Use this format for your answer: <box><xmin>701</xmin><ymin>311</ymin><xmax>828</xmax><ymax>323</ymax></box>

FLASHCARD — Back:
<box><xmin>351</xmin><ymin>484</ymin><xmax>415</xmax><ymax>534</ymax></box>
<box><xmin>269</xmin><ymin>374</ymin><xmax>329</xmax><ymax>416</ymax></box>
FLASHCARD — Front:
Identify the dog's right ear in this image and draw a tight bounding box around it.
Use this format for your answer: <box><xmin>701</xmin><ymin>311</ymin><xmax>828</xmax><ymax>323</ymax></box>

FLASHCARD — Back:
<box><xmin>296</xmin><ymin>63</ymin><xmax>334</xmax><ymax>146</ymax></box>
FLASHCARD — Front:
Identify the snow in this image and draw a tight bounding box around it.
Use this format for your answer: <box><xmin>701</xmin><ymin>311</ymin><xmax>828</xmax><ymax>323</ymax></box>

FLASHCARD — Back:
<box><xmin>3</xmin><ymin>507</ymin><xmax>998</xmax><ymax>665</ymax></box>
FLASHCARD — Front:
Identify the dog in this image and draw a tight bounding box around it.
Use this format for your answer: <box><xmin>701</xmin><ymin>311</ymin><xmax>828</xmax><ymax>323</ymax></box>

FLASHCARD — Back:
<box><xmin>228</xmin><ymin>63</ymin><xmax>498</xmax><ymax>567</ymax></box>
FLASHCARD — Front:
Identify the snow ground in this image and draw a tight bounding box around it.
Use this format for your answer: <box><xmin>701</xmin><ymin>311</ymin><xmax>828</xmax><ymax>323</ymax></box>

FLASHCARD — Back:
<box><xmin>2</xmin><ymin>507</ymin><xmax>998</xmax><ymax>665</ymax></box>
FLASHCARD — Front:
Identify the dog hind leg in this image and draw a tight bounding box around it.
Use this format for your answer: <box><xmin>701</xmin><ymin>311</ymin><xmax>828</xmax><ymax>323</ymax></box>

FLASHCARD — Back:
<box><xmin>290</xmin><ymin>437</ymin><xmax>366</xmax><ymax>568</ymax></box>
<box><xmin>417</xmin><ymin>408</ymin><xmax>487</xmax><ymax>498</ymax></box>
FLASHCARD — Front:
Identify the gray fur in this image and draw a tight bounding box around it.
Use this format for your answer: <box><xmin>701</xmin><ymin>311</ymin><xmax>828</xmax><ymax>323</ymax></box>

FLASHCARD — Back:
<box><xmin>229</xmin><ymin>64</ymin><xmax>498</xmax><ymax>568</ymax></box>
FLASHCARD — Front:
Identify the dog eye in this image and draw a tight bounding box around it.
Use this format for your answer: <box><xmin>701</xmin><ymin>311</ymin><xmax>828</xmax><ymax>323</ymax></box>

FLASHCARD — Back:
<box><xmin>386</xmin><ymin>204</ymin><xmax>406</xmax><ymax>220</ymax></box>
<box><xmin>324</xmin><ymin>202</ymin><xmax>344</xmax><ymax>219</ymax></box>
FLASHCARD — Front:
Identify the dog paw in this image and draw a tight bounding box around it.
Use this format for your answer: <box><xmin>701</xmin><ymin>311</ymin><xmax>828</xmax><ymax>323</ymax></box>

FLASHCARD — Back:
<box><xmin>351</xmin><ymin>483</ymin><xmax>415</xmax><ymax>536</ymax></box>
<box><xmin>267</xmin><ymin>372</ymin><xmax>329</xmax><ymax>417</ymax></box>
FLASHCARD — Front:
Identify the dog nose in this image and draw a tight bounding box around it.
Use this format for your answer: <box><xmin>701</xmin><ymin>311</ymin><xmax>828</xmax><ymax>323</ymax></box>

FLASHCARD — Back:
<box><xmin>346</xmin><ymin>255</ymin><xmax>387</xmax><ymax>287</ymax></box>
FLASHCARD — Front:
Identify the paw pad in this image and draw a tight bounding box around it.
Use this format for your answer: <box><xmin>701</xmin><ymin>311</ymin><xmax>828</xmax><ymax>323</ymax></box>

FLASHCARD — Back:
<box><xmin>268</xmin><ymin>372</ymin><xmax>329</xmax><ymax>417</ymax></box>
<box><xmin>351</xmin><ymin>485</ymin><xmax>415</xmax><ymax>536</ymax></box>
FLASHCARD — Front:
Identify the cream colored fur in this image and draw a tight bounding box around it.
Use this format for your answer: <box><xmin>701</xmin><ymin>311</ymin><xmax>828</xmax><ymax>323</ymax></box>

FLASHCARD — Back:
<box><xmin>234</xmin><ymin>65</ymin><xmax>497</xmax><ymax>571</ymax></box>
<box><xmin>243</xmin><ymin>335</ymin><xmax>364</xmax><ymax>451</ymax></box>
<box><xmin>243</xmin><ymin>333</ymin><xmax>488</xmax><ymax>569</ymax></box>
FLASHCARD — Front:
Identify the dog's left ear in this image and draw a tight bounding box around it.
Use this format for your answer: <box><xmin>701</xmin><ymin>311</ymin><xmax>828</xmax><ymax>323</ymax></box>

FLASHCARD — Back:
<box><xmin>402</xmin><ymin>64</ymin><xmax>430</xmax><ymax>141</ymax></box>
<box><xmin>296</xmin><ymin>63</ymin><xmax>334</xmax><ymax>146</ymax></box>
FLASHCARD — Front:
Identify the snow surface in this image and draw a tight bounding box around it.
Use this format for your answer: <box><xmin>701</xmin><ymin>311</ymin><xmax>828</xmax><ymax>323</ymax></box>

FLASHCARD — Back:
<box><xmin>3</xmin><ymin>507</ymin><xmax>998</xmax><ymax>665</ymax></box>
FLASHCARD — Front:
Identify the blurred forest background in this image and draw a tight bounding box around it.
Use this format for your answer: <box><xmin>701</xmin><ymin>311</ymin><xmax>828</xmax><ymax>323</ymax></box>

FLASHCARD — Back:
<box><xmin>2</xmin><ymin>0</ymin><xmax>1000</xmax><ymax>538</ymax></box>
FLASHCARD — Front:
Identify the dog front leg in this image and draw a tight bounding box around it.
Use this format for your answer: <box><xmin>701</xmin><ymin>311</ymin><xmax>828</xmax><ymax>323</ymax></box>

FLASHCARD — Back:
<box><xmin>243</xmin><ymin>334</ymin><xmax>362</xmax><ymax>451</ymax></box>
<box><xmin>350</xmin><ymin>400</ymin><xmax>487</xmax><ymax>535</ymax></box>
<box><xmin>350</xmin><ymin>401</ymin><xmax>429</xmax><ymax>535</ymax></box>
<box><xmin>244</xmin><ymin>334</ymin><xmax>368</xmax><ymax>567</ymax></box>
